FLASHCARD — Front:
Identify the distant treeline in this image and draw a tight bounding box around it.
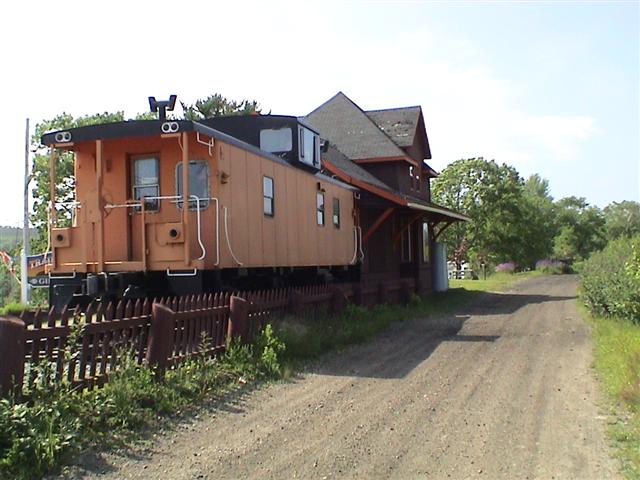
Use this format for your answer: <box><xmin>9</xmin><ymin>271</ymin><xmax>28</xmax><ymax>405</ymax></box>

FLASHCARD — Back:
<box><xmin>432</xmin><ymin>157</ymin><xmax>640</xmax><ymax>271</ymax></box>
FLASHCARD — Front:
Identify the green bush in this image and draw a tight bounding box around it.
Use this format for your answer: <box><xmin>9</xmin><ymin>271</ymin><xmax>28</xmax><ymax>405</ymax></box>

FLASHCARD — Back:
<box><xmin>0</xmin><ymin>324</ymin><xmax>286</xmax><ymax>479</ymax></box>
<box><xmin>581</xmin><ymin>236</ymin><xmax>640</xmax><ymax>322</ymax></box>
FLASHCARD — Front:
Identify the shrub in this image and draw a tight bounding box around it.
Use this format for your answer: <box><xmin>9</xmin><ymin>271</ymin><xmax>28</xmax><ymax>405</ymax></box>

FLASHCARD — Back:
<box><xmin>581</xmin><ymin>236</ymin><xmax>640</xmax><ymax>322</ymax></box>
<box><xmin>495</xmin><ymin>262</ymin><xmax>516</xmax><ymax>273</ymax></box>
<box><xmin>0</xmin><ymin>323</ymin><xmax>286</xmax><ymax>479</ymax></box>
<box><xmin>0</xmin><ymin>302</ymin><xmax>28</xmax><ymax>316</ymax></box>
<box><xmin>535</xmin><ymin>259</ymin><xmax>570</xmax><ymax>274</ymax></box>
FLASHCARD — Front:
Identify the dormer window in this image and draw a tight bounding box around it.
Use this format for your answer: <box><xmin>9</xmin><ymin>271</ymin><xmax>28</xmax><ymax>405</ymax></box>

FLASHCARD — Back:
<box><xmin>299</xmin><ymin>126</ymin><xmax>320</xmax><ymax>169</ymax></box>
<box><xmin>260</xmin><ymin>127</ymin><xmax>292</xmax><ymax>153</ymax></box>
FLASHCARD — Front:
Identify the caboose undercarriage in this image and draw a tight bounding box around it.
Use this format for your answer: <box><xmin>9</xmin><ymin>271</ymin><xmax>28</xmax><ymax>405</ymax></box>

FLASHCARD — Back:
<box><xmin>49</xmin><ymin>265</ymin><xmax>360</xmax><ymax>310</ymax></box>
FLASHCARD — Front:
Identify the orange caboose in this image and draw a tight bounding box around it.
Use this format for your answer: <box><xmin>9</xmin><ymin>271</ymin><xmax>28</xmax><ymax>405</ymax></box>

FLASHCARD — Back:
<box><xmin>42</xmin><ymin>100</ymin><xmax>360</xmax><ymax>308</ymax></box>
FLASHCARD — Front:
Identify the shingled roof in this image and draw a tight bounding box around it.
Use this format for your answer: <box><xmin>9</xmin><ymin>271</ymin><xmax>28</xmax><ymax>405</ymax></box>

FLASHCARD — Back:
<box><xmin>305</xmin><ymin>92</ymin><xmax>406</xmax><ymax>161</ymax></box>
<box><xmin>322</xmin><ymin>143</ymin><xmax>396</xmax><ymax>193</ymax></box>
<box><xmin>365</xmin><ymin>106</ymin><xmax>421</xmax><ymax>148</ymax></box>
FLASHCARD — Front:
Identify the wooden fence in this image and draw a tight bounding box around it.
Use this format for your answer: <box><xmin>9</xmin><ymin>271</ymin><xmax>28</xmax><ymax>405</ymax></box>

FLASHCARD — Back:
<box><xmin>0</xmin><ymin>278</ymin><xmax>416</xmax><ymax>396</ymax></box>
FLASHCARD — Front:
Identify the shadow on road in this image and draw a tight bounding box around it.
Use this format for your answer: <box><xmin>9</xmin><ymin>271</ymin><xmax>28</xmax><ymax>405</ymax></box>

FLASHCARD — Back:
<box><xmin>309</xmin><ymin>288</ymin><xmax>576</xmax><ymax>381</ymax></box>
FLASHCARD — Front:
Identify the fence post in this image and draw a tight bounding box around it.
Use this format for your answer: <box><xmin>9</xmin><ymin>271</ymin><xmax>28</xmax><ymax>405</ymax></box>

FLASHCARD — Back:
<box><xmin>0</xmin><ymin>316</ymin><xmax>26</xmax><ymax>396</ymax></box>
<box><xmin>228</xmin><ymin>295</ymin><xmax>250</xmax><ymax>343</ymax></box>
<box><xmin>146</xmin><ymin>303</ymin><xmax>175</xmax><ymax>378</ymax></box>
<box><xmin>289</xmin><ymin>290</ymin><xmax>305</xmax><ymax>316</ymax></box>
<box><xmin>330</xmin><ymin>286</ymin><xmax>347</xmax><ymax>315</ymax></box>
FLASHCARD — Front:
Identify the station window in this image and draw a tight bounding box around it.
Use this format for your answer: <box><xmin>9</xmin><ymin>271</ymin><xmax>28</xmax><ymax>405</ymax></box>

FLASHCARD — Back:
<box><xmin>332</xmin><ymin>198</ymin><xmax>340</xmax><ymax>228</ymax></box>
<box><xmin>422</xmin><ymin>222</ymin><xmax>430</xmax><ymax>263</ymax></box>
<box><xmin>401</xmin><ymin>223</ymin><xmax>413</xmax><ymax>262</ymax></box>
<box><xmin>176</xmin><ymin>160</ymin><xmax>210</xmax><ymax>210</ymax></box>
<box><xmin>132</xmin><ymin>156</ymin><xmax>159</xmax><ymax>211</ymax></box>
<box><xmin>263</xmin><ymin>176</ymin><xmax>274</xmax><ymax>216</ymax></box>
<box><xmin>316</xmin><ymin>192</ymin><xmax>325</xmax><ymax>226</ymax></box>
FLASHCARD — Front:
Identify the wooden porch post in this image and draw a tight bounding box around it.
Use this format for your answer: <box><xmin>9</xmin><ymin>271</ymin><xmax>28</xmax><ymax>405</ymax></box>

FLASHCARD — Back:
<box><xmin>181</xmin><ymin>132</ymin><xmax>190</xmax><ymax>266</ymax></box>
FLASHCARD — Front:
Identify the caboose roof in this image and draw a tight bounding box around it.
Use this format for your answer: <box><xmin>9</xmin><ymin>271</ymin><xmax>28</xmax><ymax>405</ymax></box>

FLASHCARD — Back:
<box><xmin>41</xmin><ymin>118</ymin><xmax>356</xmax><ymax>191</ymax></box>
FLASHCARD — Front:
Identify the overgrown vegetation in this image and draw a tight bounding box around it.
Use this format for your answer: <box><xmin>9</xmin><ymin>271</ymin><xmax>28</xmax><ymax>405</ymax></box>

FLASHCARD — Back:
<box><xmin>0</xmin><ymin>326</ymin><xmax>284</xmax><ymax>480</ymax></box>
<box><xmin>581</xmin><ymin>236</ymin><xmax>640</xmax><ymax>322</ymax></box>
<box><xmin>580</xmin><ymin>235</ymin><xmax>640</xmax><ymax>478</ymax></box>
<box><xmin>275</xmin><ymin>286</ymin><xmax>482</xmax><ymax>366</ymax></box>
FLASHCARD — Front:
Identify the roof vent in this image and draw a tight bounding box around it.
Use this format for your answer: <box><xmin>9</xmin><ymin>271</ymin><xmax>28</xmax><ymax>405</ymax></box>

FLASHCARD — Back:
<box><xmin>149</xmin><ymin>95</ymin><xmax>177</xmax><ymax>120</ymax></box>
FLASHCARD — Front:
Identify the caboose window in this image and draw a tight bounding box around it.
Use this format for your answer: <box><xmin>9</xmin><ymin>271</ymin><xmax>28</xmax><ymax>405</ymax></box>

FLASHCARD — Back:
<box><xmin>176</xmin><ymin>161</ymin><xmax>210</xmax><ymax>210</ymax></box>
<box><xmin>263</xmin><ymin>176</ymin><xmax>274</xmax><ymax>216</ymax></box>
<box><xmin>332</xmin><ymin>198</ymin><xmax>340</xmax><ymax>228</ymax></box>
<box><xmin>260</xmin><ymin>128</ymin><xmax>292</xmax><ymax>153</ymax></box>
<box><xmin>132</xmin><ymin>156</ymin><xmax>159</xmax><ymax>211</ymax></box>
<box><xmin>299</xmin><ymin>127</ymin><xmax>320</xmax><ymax>168</ymax></box>
<box><xmin>316</xmin><ymin>193</ymin><xmax>325</xmax><ymax>226</ymax></box>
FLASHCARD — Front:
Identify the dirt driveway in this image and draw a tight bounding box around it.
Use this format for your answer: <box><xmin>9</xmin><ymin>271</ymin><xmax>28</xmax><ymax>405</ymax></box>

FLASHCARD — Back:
<box><xmin>67</xmin><ymin>275</ymin><xmax>619</xmax><ymax>479</ymax></box>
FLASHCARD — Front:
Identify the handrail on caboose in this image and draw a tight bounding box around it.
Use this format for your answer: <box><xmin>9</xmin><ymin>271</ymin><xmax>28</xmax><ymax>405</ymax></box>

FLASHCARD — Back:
<box><xmin>104</xmin><ymin>194</ymin><xmax>219</xmax><ymax>267</ymax></box>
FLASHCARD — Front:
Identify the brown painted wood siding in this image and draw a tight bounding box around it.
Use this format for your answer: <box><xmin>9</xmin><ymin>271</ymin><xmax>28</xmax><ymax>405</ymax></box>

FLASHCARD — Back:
<box><xmin>54</xmin><ymin>132</ymin><xmax>355</xmax><ymax>274</ymax></box>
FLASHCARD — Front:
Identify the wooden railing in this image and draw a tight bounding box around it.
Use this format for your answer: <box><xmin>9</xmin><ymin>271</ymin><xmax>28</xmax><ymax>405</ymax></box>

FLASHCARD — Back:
<box><xmin>0</xmin><ymin>278</ymin><xmax>417</xmax><ymax>397</ymax></box>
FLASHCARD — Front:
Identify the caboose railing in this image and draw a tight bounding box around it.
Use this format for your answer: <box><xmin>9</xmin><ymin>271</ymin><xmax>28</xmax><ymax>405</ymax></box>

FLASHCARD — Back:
<box><xmin>103</xmin><ymin>195</ymin><xmax>218</xmax><ymax>269</ymax></box>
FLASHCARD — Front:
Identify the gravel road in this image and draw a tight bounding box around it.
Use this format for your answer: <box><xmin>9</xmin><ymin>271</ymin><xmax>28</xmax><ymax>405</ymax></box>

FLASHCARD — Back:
<box><xmin>65</xmin><ymin>275</ymin><xmax>619</xmax><ymax>479</ymax></box>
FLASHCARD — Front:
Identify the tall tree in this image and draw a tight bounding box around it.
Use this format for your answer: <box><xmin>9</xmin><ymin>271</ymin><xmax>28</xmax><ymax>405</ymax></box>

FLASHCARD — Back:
<box><xmin>518</xmin><ymin>174</ymin><xmax>558</xmax><ymax>265</ymax></box>
<box><xmin>553</xmin><ymin>196</ymin><xmax>606</xmax><ymax>261</ymax></box>
<box><xmin>432</xmin><ymin>157</ymin><xmax>527</xmax><ymax>268</ymax></box>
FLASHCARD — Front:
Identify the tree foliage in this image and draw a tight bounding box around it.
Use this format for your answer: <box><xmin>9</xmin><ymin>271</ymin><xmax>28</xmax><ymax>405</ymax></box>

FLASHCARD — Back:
<box><xmin>432</xmin><ymin>157</ymin><xmax>529</xmax><ymax>267</ymax></box>
<box><xmin>552</xmin><ymin>196</ymin><xmax>606</xmax><ymax>261</ymax></box>
<box><xmin>604</xmin><ymin>200</ymin><xmax>640</xmax><ymax>240</ymax></box>
<box><xmin>432</xmin><ymin>158</ymin><xmax>610</xmax><ymax>268</ymax></box>
<box><xmin>181</xmin><ymin>94</ymin><xmax>260</xmax><ymax>120</ymax></box>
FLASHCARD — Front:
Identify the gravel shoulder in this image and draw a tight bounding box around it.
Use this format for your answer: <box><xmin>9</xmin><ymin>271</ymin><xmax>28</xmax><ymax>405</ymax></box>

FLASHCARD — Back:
<box><xmin>62</xmin><ymin>275</ymin><xmax>619</xmax><ymax>479</ymax></box>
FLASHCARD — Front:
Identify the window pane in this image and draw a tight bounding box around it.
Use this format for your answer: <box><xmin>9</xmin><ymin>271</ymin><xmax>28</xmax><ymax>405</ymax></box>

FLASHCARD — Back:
<box><xmin>264</xmin><ymin>198</ymin><xmax>273</xmax><ymax>216</ymax></box>
<box><xmin>260</xmin><ymin>128</ymin><xmax>292</xmax><ymax>153</ymax></box>
<box><xmin>317</xmin><ymin>193</ymin><xmax>325</xmax><ymax>225</ymax></box>
<box><xmin>263</xmin><ymin>176</ymin><xmax>273</xmax><ymax>197</ymax></box>
<box><xmin>176</xmin><ymin>161</ymin><xmax>209</xmax><ymax>210</ymax></box>
<box><xmin>422</xmin><ymin>223</ymin><xmax>430</xmax><ymax>263</ymax></box>
<box><xmin>132</xmin><ymin>157</ymin><xmax>159</xmax><ymax>211</ymax></box>
<box><xmin>134</xmin><ymin>157</ymin><xmax>158</xmax><ymax>185</ymax></box>
<box><xmin>332</xmin><ymin>198</ymin><xmax>340</xmax><ymax>228</ymax></box>
<box><xmin>300</xmin><ymin>127</ymin><xmax>319</xmax><ymax>168</ymax></box>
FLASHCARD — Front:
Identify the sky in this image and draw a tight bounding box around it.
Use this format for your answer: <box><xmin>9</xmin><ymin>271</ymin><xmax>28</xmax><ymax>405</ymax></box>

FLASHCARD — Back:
<box><xmin>0</xmin><ymin>0</ymin><xmax>637</xmax><ymax>226</ymax></box>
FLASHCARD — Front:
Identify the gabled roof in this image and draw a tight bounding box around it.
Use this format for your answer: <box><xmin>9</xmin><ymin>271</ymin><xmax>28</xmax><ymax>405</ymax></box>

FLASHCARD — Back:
<box><xmin>365</xmin><ymin>106</ymin><xmax>421</xmax><ymax>148</ymax></box>
<box><xmin>305</xmin><ymin>92</ymin><xmax>407</xmax><ymax>161</ymax></box>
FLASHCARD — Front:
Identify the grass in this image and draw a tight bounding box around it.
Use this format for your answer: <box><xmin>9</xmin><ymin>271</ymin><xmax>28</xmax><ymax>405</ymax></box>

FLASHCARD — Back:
<box><xmin>449</xmin><ymin>270</ymin><xmax>542</xmax><ymax>292</ymax></box>
<box><xmin>582</xmin><ymin>306</ymin><xmax>640</xmax><ymax>479</ymax></box>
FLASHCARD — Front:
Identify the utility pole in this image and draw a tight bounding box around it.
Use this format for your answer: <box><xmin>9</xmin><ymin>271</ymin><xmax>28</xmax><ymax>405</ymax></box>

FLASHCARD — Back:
<box><xmin>21</xmin><ymin>118</ymin><xmax>30</xmax><ymax>304</ymax></box>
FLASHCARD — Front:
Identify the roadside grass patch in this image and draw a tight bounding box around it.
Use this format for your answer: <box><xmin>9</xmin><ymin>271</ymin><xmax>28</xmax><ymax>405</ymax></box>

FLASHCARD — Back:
<box><xmin>582</xmin><ymin>306</ymin><xmax>640</xmax><ymax>479</ymax></box>
<box><xmin>275</xmin><ymin>286</ymin><xmax>479</xmax><ymax>365</ymax></box>
<box><xmin>450</xmin><ymin>270</ymin><xmax>541</xmax><ymax>292</ymax></box>
<box><xmin>0</xmin><ymin>326</ymin><xmax>284</xmax><ymax>480</ymax></box>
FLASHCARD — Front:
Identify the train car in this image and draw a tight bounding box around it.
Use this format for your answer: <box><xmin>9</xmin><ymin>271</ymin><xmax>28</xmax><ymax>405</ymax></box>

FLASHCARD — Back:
<box><xmin>41</xmin><ymin>98</ymin><xmax>360</xmax><ymax>308</ymax></box>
